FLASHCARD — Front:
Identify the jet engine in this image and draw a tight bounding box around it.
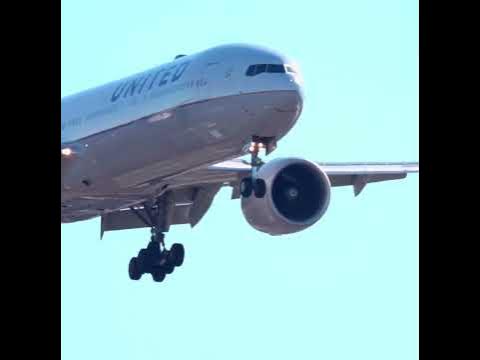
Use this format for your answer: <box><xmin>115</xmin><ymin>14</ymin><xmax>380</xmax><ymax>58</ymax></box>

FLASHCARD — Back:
<box><xmin>241</xmin><ymin>158</ymin><xmax>331</xmax><ymax>235</ymax></box>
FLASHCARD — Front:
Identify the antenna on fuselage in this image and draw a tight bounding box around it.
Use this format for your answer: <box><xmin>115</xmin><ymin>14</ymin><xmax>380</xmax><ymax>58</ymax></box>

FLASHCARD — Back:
<box><xmin>174</xmin><ymin>54</ymin><xmax>187</xmax><ymax>60</ymax></box>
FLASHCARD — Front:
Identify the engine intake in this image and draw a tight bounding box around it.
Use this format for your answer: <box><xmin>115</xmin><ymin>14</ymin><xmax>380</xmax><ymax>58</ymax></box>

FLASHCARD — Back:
<box><xmin>241</xmin><ymin>158</ymin><xmax>331</xmax><ymax>235</ymax></box>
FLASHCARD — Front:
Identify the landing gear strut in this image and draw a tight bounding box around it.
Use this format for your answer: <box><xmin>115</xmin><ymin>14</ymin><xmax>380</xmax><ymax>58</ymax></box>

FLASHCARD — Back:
<box><xmin>128</xmin><ymin>192</ymin><xmax>185</xmax><ymax>282</ymax></box>
<box><xmin>240</xmin><ymin>136</ymin><xmax>276</xmax><ymax>198</ymax></box>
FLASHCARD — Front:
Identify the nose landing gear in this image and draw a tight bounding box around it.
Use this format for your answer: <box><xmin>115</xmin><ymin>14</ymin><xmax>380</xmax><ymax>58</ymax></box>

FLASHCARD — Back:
<box><xmin>240</xmin><ymin>136</ymin><xmax>275</xmax><ymax>199</ymax></box>
<box><xmin>127</xmin><ymin>193</ymin><xmax>185</xmax><ymax>282</ymax></box>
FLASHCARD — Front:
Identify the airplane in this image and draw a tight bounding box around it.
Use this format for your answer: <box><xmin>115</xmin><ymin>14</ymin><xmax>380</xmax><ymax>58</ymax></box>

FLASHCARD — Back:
<box><xmin>61</xmin><ymin>44</ymin><xmax>419</xmax><ymax>283</ymax></box>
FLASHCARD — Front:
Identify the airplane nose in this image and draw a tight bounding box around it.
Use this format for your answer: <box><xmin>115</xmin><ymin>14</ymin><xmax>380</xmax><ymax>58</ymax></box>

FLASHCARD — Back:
<box><xmin>295</xmin><ymin>83</ymin><xmax>304</xmax><ymax>107</ymax></box>
<box><xmin>275</xmin><ymin>82</ymin><xmax>304</xmax><ymax>112</ymax></box>
<box><xmin>286</xmin><ymin>65</ymin><xmax>305</xmax><ymax>108</ymax></box>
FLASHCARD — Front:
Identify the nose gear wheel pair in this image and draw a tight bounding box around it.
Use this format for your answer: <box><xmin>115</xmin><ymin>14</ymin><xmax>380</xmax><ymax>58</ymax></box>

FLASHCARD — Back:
<box><xmin>240</xmin><ymin>136</ymin><xmax>276</xmax><ymax>199</ymax></box>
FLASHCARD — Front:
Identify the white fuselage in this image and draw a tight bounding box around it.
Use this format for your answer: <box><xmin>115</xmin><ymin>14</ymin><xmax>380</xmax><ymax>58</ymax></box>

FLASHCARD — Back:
<box><xmin>61</xmin><ymin>44</ymin><xmax>304</xmax><ymax>222</ymax></box>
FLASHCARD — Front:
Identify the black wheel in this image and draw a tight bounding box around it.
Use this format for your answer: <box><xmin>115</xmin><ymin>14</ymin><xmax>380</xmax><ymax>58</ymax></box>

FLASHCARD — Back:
<box><xmin>128</xmin><ymin>257</ymin><xmax>142</xmax><ymax>280</ymax></box>
<box><xmin>169</xmin><ymin>243</ymin><xmax>185</xmax><ymax>267</ymax></box>
<box><xmin>253</xmin><ymin>178</ymin><xmax>267</xmax><ymax>198</ymax></box>
<box><xmin>151</xmin><ymin>269</ymin><xmax>166</xmax><ymax>282</ymax></box>
<box><xmin>137</xmin><ymin>249</ymin><xmax>151</xmax><ymax>273</ymax></box>
<box><xmin>139</xmin><ymin>249</ymin><xmax>148</xmax><ymax>258</ymax></box>
<box><xmin>240</xmin><ymin>177</ymin><xmax>253</xmax><ymax>197</ymax></box>
<box><xmin>163</xmin><ymin>264</ymin><xmax>175</xmax><ymax>274</ymax></box>
<box><xmin>146</xmin><ymin>241</ymin><xmax>160</xmax><ymax>257</ymax></box>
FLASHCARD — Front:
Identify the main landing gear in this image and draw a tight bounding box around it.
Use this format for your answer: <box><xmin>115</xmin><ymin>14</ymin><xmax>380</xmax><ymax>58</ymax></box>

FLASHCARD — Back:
<box><xmin>240</xmin><ymin>136</ymin><xmax>276</xmax><ymax>199</ymax></box>
<box><xmin>128</xmin><ymin>232</ymin><xmax>185</xmax><ymax>282</ymax></box>
<box><xmin>128</xmin><ymin>193</ymin><xmax>185</xmax><ymax>282</ymax></box>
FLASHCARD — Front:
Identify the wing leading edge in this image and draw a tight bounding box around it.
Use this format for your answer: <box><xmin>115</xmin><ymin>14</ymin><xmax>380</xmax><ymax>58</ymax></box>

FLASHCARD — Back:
<box><xmin>208</xmin><ymin>159</ymin><xmax>419</xmax><ymax>196</ymax></box>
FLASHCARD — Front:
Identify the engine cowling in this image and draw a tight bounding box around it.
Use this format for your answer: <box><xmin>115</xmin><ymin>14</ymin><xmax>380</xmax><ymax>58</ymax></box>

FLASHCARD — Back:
<box><xmin>241</xmin><ymin>158</ymin><xmax>331</xmax><ymax>235</ymax></box>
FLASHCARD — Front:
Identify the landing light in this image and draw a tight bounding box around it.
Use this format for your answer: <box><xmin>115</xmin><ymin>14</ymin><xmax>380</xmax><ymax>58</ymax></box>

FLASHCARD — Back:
<box><xmin>61</xmin><ymin>148</ymin><xmax>73</xmax><ymax>156</ymax></box>
<box><xmin>249</xmin><ymin>142</ymin><xmax>265</xmax><ymax>152</ymax></box>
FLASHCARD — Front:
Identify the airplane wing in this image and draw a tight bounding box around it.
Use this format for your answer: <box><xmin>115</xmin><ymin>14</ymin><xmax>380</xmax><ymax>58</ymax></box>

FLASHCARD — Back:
<box><xmin>312</xmin><ymin>161</ymin><xmax>419</xmax><ymax>196</ymax></box>
<box><xmin>100</xmin><ymin>158</ymin><xmax>418</xmax><ymax>237</ymax></box>
<box><xmin>207</xmin><ymin>159</ymin><xmax>419</xmax><ymax>196</ymax></box>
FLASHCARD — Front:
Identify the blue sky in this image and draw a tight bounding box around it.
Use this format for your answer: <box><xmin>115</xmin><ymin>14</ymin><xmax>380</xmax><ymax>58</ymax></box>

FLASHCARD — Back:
<box><xmin>61</xmin><ymin>1</ymin><xmax>418</xmax><ymax>359</ymax></box>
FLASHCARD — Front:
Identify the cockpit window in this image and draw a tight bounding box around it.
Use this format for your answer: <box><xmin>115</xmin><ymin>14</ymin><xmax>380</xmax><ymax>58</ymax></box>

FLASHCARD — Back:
<box><xmin>267</xmin><ymin>64</ymin><xmax>285</xmax><ymax>73</ymax></box>
<box><xmin>256</xmin><ymin>64</ymin><xmax>267</xmax><ymax>75</ymax></box>
<box><xmin>246</xmin><ymin>65</ymin><xmax>256</xmax><ymax>76</ymax></box>
<box><xmin>245</xmin><ymin>64</ymin><xmax>290</xmax><ymax>76</ymax></box>
<box><xmin>285</xmin><ymin>65</ymin><xmax>297</xmax><ymax>74</ymax></box>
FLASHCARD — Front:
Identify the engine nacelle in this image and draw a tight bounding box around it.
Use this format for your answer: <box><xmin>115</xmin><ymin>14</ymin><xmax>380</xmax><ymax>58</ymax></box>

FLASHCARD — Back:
<box><xmin>241</xmin><ymin>158</ymin><xmax>331</xmax><ymax>235</ymax></box>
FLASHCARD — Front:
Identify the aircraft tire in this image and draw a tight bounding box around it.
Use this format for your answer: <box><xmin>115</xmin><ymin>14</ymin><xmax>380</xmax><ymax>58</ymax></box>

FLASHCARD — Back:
<box><xmin>146</xmin><ymin>241</ymin><xmax>160</xmax><ymax>257</ymax></box>
<box><xmin>169</xmin><ymin>243</ymin><xmax>185</xmax><ymax>267</ymax></box>
<box><xmin>138</xmin><ymin>249</ymin><xmax>153</xmax><ymax>273</ymax></box>
<box><xmin>129</xmin><ymin>257</ymin><xmax>142</xmax><ymax>280</ymax></box>
<box><xmin>253</xmin><ymin>179</ymin><xmax>267</xmax><ymax>198</ymax></box>
<box><xmin>151</xmin><ymin>269</ymin><xmax>166</xmax><ymax>282</ymax></box>
<box><xmin>138</xmin><ymin>248</ymin><xmax>148</xmax><ymax>263</ymax></box>
<box><xmin>240</xmin><ymin>177</ymin><xmax>253</xmax><ymax>197</ymax></box>
<box><xmin>163</xmin><ymin>264</ymin><xmax>175</xmax><ymax>275</ymax></box>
